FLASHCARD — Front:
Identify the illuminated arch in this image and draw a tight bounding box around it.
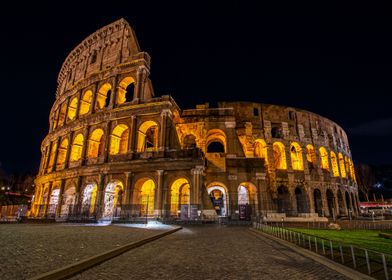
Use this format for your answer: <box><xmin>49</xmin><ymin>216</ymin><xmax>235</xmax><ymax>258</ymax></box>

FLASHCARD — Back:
<box><xmin>273</xmin><ymin>142</ymin><xmax>287</xmax><ymax>170</ymax></box>
<box><xmin>58</xmin><ymin>102</ymin><xmax>67</xmax><ymax>127</ymax></box>
<box><xmin>81</xmin><ymin>184</ymin><xmax>98</xmax><ymax>216</ymax></box>
<box><xmin>183</xmin><ymin>134</ymin><xmax>197</xmax><ymax>149</ymax></box>
<box><xmin>306</xmin><ymin>144</ymin><xmax>317</xmax><ymax>167</ymax></box>
<box><xmin>134</xmin><ymin>178</ymin><xmax>155</xmax><ymax>216</ymax></box>
<box><xmin>67</xmin><ymin>97</ymin><xmax>78</xmax><ymax>120</ymax></box>
<box><xmin>338</xmin><ymin>153</ymin><xmax>347</xmax><ymax>178</ymax></box>
<box><xmin>206</xmin><ymin>129</ymin><xmax>226</xmax><ymax>153</ymax></box>
<box><xmin>137</xmin><ymin>121</ymin><xmax>159</xmax><ymax>152</ymax></box>
<box><xmin>254</xmin><ymin>139</ymin><xmax>268</xmax><ymax>164</ymax></box>
<box><xmin>345</xmin><ymin>156</ymin><xmax>350</xmax><ymax>178</ymax></box>
<box><xmin>110</xmin><ymin>124</ymin><xmax>129</xmax><ymax>155</ymax></box>
<box><xmin>207</xmin><ymin>182</ymin><xmax>229</xmax><ymax>216</ymax></box>
<box><xmin>290</xmin><ymin>142</ymin><xmax>303</xmax><ymax>170</ymax></box>
<box><xmin>237</xmin><ymin>182</ymin><xmax>257</xmax><ymax>217</ymax></box>
<box><xmin>47</xmin><ymin>141</ymin><xmax>58</xmax><ymax>169</ymax></box>
<box><xmin>117</xmin><ymin>77</ymin><xmax>135</xmax><ymax>104</ymax></box>
<box><xmin>170</xmin><ymin>178</ymin><xmax>190</xmax><ymax>216</ymax></box>
<box><xmin>319</xmin><ymin>147</ymin><xmax>329</xmax><ymax>171</ymax></box>
<box><xmin>70</xmin><ymin>134</ymin><xmax>84</xmax><ymax>161</ymax></box>
<box><xmin>330</xmin><ymin>151</ymin><xmax>340</xmax><ymax>177</ymax></box>
<box><xmin>102</xmin><ymin>181</ymin><xmax>124</xmax><ymax>219</ymax></box>
<box><xmin>349</xmin><ymin>159</ymin><xmax>356</xmax><ymax>181</ymax></box>
<box><xmin>60</xmin><ymin>186</ymin><xmax>75</xmax><ymax>216</ymax></box>
<box><xmin>56</xmin><ymin>138</ymin><xmax>68</xmax><ymax>165</ymax></box>
<box><xmin>96</xmin><ymin>83</ymin><xmax>112</xmax><ymax>110</ymax></box>
<box><xmin>88</xmin><ymin>129</ymin><xmax>104</xmax><ymax>158</ymax></box>
<box><xmin>79</xmin><ymin>90</ymin><xmax>92</xmax><ymax>116</ymax></box>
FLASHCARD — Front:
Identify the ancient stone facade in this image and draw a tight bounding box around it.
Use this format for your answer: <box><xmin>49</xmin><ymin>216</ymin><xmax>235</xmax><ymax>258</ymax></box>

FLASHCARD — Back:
<box><xmin>31</xmin><ymin>19</ymin><xmax>359</xmax><ymax>222</ymax></box>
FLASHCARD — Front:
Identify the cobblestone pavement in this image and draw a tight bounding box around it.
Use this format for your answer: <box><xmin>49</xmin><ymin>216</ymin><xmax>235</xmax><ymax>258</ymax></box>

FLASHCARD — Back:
<box><xmin>0</xmin><ymin>223</ymin><xmax>169</xmax><ymax>279</ymax></box>
<box><xmin>72</xmin><ymin>225</ymin><xmax>349</xmax><ymax>280</ymax></box>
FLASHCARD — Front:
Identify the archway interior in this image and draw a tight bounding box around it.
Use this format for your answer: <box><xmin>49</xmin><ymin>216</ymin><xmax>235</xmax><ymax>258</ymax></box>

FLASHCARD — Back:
<box><xmin>326</xmin><ymin>189</ymin><xmax>335</xmax><ymax>218</ymax></box>
<box><xmin>314</xmin><ymin>189</ymin><xmax>323</xmax><ymax>216</ymax></box>
<box><xmin>295</xmin><ymin>187</ymin><xmax>308</xmax><ymax>214</ymax></box>
<box><xmin>82</xmin><ymin>184</ymin><xmax>98</xmax><ymax>215</ymax></box>
<box><xmin>208</xmin><ymin>186</ymin><xmax>227</xmax><ymax>216</ymax></box>
<box><xmin>103</xmin><ymin>181</ymin><xmax>123</xmax><ymax>219</ymax></box>
<box><xmin>138</xmin><ymin>179</ymin><xmax>155</xmax><ymax>216</ymax></box>
<box><xmin>277</xmin><ymin>186</ymin><xmax>290</xmax><ymax>213</ymax></box>
<box><xmin>61</xmin><ymin>187</ymin><xmax>75</xmax><ymax>215</ymax></box>
<box><xmin>48</xmin><ymin>189</ymin><xmax>60</xmax><ymax>214</ymax></box>
<box><xmin>170</xmin><ymin>178</ymin><xmax>190</xmax><ymax>216</ymax></box>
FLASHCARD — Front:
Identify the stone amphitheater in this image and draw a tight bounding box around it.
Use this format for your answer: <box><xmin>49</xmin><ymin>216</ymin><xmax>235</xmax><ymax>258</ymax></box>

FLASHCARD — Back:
<box><xmin>31</xmin><ymin>18</ymin><xmax>359</xmax><ymax>222</ymax></box>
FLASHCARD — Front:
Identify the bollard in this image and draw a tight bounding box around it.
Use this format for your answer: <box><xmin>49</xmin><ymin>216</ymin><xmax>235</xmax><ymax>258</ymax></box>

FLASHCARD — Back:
<box><xmin>321</xmin><ymin>239</ymin><xmax>325</xmax><ymax>255</ymax></box>
<box><xmin>314</xmin><ymin>237</ymin><xmax>318</xmax><ymax>253</ymax></box>
<box><xmin>330</xmin><ymin>240</ymin><xmax>334</xmax><ymax>259</ymax></box>
<box><xmin>350</xmin><ymin>245</ymin><xmax>356</xmax><ymax>269</ymax></box>
<box><xmin>308</xmin><ymin>236</ymin><xmax>311</xmax><ymax>250</ymax></box>
<box><xmin>339</xmin><ymin>244</ymin><xmax>344</xmax><ymax>263</ymax></box>
<box><xmin>381</xmin><ymin>254</ymin><xmax>389</xmax><ymax>280</ymax></box>
<box><xmin>364</xmin><ymin>249</ymin><xmax>371</xmax><ymax>275</ymax></box>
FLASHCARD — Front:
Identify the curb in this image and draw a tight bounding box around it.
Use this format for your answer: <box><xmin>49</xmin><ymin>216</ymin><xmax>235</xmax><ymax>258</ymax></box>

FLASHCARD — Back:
<box><xmin>29</xmin><ymin>226</ymin><xmax>182</xmax><ymax>280</ymax></box>
<box><xmin>249</xmin><ymin>228</ymin><xmax>375</xmax><ymax>280</ymax></box>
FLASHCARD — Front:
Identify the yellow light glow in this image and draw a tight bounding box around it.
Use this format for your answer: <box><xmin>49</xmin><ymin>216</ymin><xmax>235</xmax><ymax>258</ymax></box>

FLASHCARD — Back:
<box><xmin>67</xmin><ymin>97</ymin><xmax>78</xmax><ymax>120</ymax></box>
<box><xmin>117</xmin><ymin>77</ymin><xmax>135</xmax><ymax>104</ymax></box>
<box><xmin>79</xmin><ymin>90</ymin><xmax>92</xmax><ymax>116</ymax></box>
<box><xmin>88</xmin><ymin>129</ymin><xmax>104</xmax><ymax>158</ymax></box>
<box><xmin>96</xmin><ymin>83</ymin><xmax>112</xmax><ymax>110</ymax></box>
<box><xmin>319</xmin><ymin>147</ymin><xmax>329</xmax><ymax>171</ymax></box>
<box><xmin>110</xmin><ymin>124</ymin><xmax>129</xmax><ymax>155</ymax></box>
<box><xmin>273</xmin><ymin>142</ymin><xmax>287</xmax><ymax>170</ymax></box>
<box><xmin>57</xmin><ymin>102</ymin><xmax>67</xmax><ymax>127</ymax></box>
<box><xmin>290</xmin><ymin>142</ymin><xmax>304</xmax><ymax>170</ymax></box>
<box><xmin>306</xmin><ymin>144</ymin><xmax>317</xmax><ymax>166</ymax></box>
<box><xmin>47</xmin><ymin>142</ymin><xmax>58</xmax><ymax>169</ymax></box>
<box><xmin>338</xmin><ymin>153</ymin><xmax>347</xmax><ymax>178</ymax></box>
<box><xmin>170</xmin><ymin>178</ymin><xmax>190</xmax><ymax>215</ymax></box>
<box><xmin>70</xmin><ymin>134</ymin><xmax>84</xmax><ymax>161</ymax></box>
<box><xmin>139</xmin><ymin>179</ymin><xmax>155</xmax><ymax>216</ymax></box>
<box><xmin>137</xmin><ymin>121</ymin><xmax>159</xmax><ymax>152</ymax></box>
<box><xmin>254</xmin><ymin>139</ymin><xmax>268</xmax><ymax>164</ymax></box>
<box><xmin>330</xmin><ymin>151</ymin><xmax>340</xmax><ymax>177</ymax></box>
<box><xmin>57</xmin><ymin>138</ymin><xmax>68</xmax><ymax>165</ymax></box>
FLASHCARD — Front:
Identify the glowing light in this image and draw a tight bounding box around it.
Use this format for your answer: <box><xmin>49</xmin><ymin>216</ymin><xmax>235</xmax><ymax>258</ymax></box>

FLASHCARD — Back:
<box><xmin>330</xmin><ymin>151</ymin><xmax>340</xmax><ymax>177</ymax></box>
<box><xmin>67</xmin><ymin>97</ymin><xmax>78</xmax><ymax>120</ymax></box>
<box><xmin>137</xmin><ymin>121</ymin><xmax>159</xmax><ymax>152</ymax></box>
<box><xmin>290</xmin><ymin>142</ymin><xmax>303</xmax><ymax>170</ymax></box>
<box><xmin>319</xmin><ymin>147</ymin><xmax>329</xmax><ymax>171</ymax></box>
<box><xmin>70</xmin><ymin>134</ymin><xmax>84</xmax><ymax>161</ymax></box>
<box><xmin>338</xmin><ymin>153</ymin><xmax>347</xmax><ymax>178</ymax></box>
<box><xmin>273</xmin><ymin>142</ymin><xmax>287</xmax><ymax>170</ymax></box>
<box><xmin>88</xmin><ymin>129</ymin><xmax>104</xmax><ymax>158</ymax></box>
<box><xmin>110</xmin><ymin>125</ymin><xmax>129</xmax><ymax>155</ymax></box>
<box><xmin>79</xmin><ymin>90</ymin><xmax>92</xmax><ymax>115</ymax></box>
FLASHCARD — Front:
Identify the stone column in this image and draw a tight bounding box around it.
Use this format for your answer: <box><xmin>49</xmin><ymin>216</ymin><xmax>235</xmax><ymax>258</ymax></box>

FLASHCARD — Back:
<box><xmin>73</xmin><ymin>176</ymin><xmax>83</xmax><ymax>216</ymax></box>
<box><xmin>133</xmin><ymin>66</ymin><xmax>148</xmax><ymax>101</ymax></box>
<box><xmin>56</xmin><ymin>179</ymin><xmax>65</xmax><ymax>218</ymax></box>
<box><xmin>90</xmin><ymin>83</ymin><xmax>98</xmax><ymax>114</ymax></box>
<box><xmin>124</xmin><ymin>172</ymin><xmax>132</xmax><ymax>205</ymax></box>
<box><xmin>159</xmin><ymin>109</ymin><xmax>171</xmax><ymax>152</ymax></box>
<box><xmin>191</xmin><ymin>166</ymin><xmax>204</xmax><ymax>206</ymax></box>
<box><xmin>75</xmin><ymin>90</ymin><xmax>82</xmax><ymax>120</ymax></box>
<box><xmin>52</xmin><ymin>138</ymin><xmax>61</xmax><ymax>171</ymax></box>
<box><xmin>64</xmin><ymin>131</ymin><xmax>74</xmax><ymax>169</ymax></box>
<box><xmin>43</xmin><ymin>142</ymin><xmax>53</xmax><ymax>173</ymax></box>
<box><xmin>94</xmin><ymin>174</ymin><xmax>106</xmax><ymax>219</ymax></box>
<box><xmin>103</xmin><ymin>121</ymin><xmax>112</xmax><ymax>162</ymax></box>
<box><xmin>155</xmin><ymin>170</ymin><xmax>164</xmax><ymax>217</ymax></box>
<box><xmin>128</xmin><ymin>115</ymin><xmax>137</xmax><ymax>153</ymax></box>
<box><xmin>44</xmin><ymin>182</ymin><xmax>53</xmax><ymax>217</ymax></box>
<box><xmin>80</xmin><ymin>127</ymin><xmax>90</xmax><ymax>166</ymax></box>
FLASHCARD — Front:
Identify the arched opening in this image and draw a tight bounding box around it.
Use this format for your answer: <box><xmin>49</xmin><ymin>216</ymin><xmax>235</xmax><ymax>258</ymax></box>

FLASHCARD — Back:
<box><xmin>79</xmin><ymin>90</ymin><xmax>92</xmax><ymax>116</ymax></box>
<box><xmin>81</xmin><ymin>184</ymin><xmax>98</xmax><ymax>217</ymax></box>
<box><xmin>290</xmin><ymin>142</ymin><xmax>304</xmax><ymax>170</ymax></box>
<box><xmin>326</xmin><ymin>189</ymin><xmax>335</xmax><ymax>218</ymax></box>
<box><xmin>96</xmin><ymin>83</ymin><xmax>112</xmax><ymax>110</ymax></box>
<box><xmin>273</xmin><ymin>142</ymin><xmax>287</xmax><ymax>170</ymax></box>
<box><xmin>207</xmin><ymin>184</ymin><xmax>228</xmax><ymax>217</ymax></box>
<box><xmin>338</xmin><ymin>153</ymin><xmax>347</xmax><ymax>178</ymax></box>
<box><xmin>58</xmin><ymin>102</ymin><xmax>67</xmax><ymax>127</ymax></box>
<box><xmin>102</xmin><ymin>181</ymin><xmax>123</xmax><ymax>220</ymax></box>
<box><xmin>206</xmin><ymin>130</ymin><xmax>226</xmax><ymax>154</ymax></box>
<box><xmin>349</xmin><ymin>159</ymin><xmax>356</xmax><ymax>181</ymax></box>
<box><xmin>70</xmin><ymin>134</ymin><xmax>84</xmax><ymax>162</ymax></box>
<box><xmin>295</xmin><ymin>187</ymin><xmax>308</xmax><ymax>214</ymax></box>
<box><xmin>47</xmin><ymin>141</ymin><xmax>58</xmax><ymax>170</ymax></box>
<box><xmin>60</xmin><ymin>187</ymin><xmax>75</xmax><ymax>217</ymax></box>
<box><xmin>87</xmin><ymin>129</ymin><xmax>104</xmax><ymax>158</ymax></box>
<box><xmin>137</xmin><ymin>121</ymin><xmax>159</xmax><ymax>152</ymax></box>
<box><xmin>183</xmin><ymin>134</ymin><xmax>196</xmax><ymax>149</ymax></box>
<box><xmin>110</xmin><ymin>124</ymin><xmax>129</xmax><ymax>155</ymax></box>
<box><xmin>134</xmin><ymin>178</ymin><xmax>155</xmax><ymax>216</ymax></box>
<box><xmin>56</xmin><ymin>138</ymin><xmax>68</xmax><ymax>166</ymax></box>
<box><xmin>277</xmin><ymin>185</ymin><xmax>290</xmax><ymax>214</ymax></box>
<box><xmin>67</xmin><ymin>97</ymin><xmax>78</xmax><ymax>121</ymax></box>
<box><xmin>47</xmin><ymin>188</ymin><xmax>60</xmax><ymax>216</ymax></box>
<box><xmin>345</xmin><ymin>191</ymin><xmax>352</xmax><ymax>215</ymax></box>
<box><xmin>313</xmin><ymin>188</ymin><xmax>323</xmax><ymax>216</ymax></box>
<box><xmin>238</xmin><ymin>183</ymin><xmax>257</xmax><ymax>220</ymax></box>
<box><xmin>319</xmin><ymin>147</ymin><xmax>329</xmax><ymax>171</ymax></box>
<box><xmin>337</xmin><ymin>190</ymin><xmax>345</xmax><ymax>215</ymax></box>
<box><xmin>207</xmin><ymin>141</ymin><xmax>224</xmax><ymax>153</ymax></box>
<box><xmin>306</xmin><ymin>144</ymin><xmax>317</xmax><ymax>170</ymax></box>
<box><xmin>170</xmin><ymin>178</ymin><xmax>190</xmax><ymax>218</ymax></box>
<box><xmin>330</xmin><ymin>152</ymin><xmax>340</xmax><ymax>177</ymax></box>
<box><xmin>254</xmin><ymin>139</ymin><xmax>268</xmax><ymax>165</ymax></box>
<box><xmin>345</xmin><ymin>156</ymin><xmax>350</xmax><ymax>179</ymax></box>
<box><xmin>117</xmin><ymin>77</ymin><xmax>135</xmax><ymax>104</ymax></box>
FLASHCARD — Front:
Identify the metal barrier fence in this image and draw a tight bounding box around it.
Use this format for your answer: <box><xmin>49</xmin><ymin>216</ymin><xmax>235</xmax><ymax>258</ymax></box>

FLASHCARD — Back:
<box><xmin>253</xmin><ymin>222</ymin><xmax>392</xmax><ymax>280</ymax></box>
<box><xmin>0</xmin><ymin>205</ymin><xmax>28</xmax><ymax>221</ymax></box>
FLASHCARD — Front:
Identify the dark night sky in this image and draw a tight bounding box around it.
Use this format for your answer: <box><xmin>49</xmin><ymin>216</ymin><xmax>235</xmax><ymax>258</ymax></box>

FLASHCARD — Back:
<box><xmin>1</xmin><ymin>2</ymin><xmax>391</xmax><ymax>173</ymax></box>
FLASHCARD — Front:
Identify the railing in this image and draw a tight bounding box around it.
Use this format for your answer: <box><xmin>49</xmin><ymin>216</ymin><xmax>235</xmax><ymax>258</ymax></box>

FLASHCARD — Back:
<box><xmin>253</xmin><ymin>221</ymin><xmax>392</xmax><ymax>280</ymax></box>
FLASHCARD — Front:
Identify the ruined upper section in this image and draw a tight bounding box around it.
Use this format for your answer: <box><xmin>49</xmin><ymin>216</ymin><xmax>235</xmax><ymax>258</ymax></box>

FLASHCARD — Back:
<box><xmin>56</xmin><ymin>18</ymin><xmax>144</xmax><ymax>97</ymax></box>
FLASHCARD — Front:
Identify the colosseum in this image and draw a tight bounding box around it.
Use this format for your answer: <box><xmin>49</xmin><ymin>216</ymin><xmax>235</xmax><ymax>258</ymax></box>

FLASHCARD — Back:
<box><xmin>31</xmin><ymin>18</ymin><xmax>359</xmax><ymax>223</ymax></box>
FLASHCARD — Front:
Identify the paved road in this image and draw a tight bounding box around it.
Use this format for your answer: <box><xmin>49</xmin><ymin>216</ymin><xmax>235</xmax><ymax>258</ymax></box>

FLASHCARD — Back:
<box><xmin>72</xmin><ymin>225</ymin><xmax>348</xmax><ymax>280</ymax></box>
<box><xmin>0</xmin><ymin>223</ymin><xmax>169</xmax><ymax>279</ymax></box>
